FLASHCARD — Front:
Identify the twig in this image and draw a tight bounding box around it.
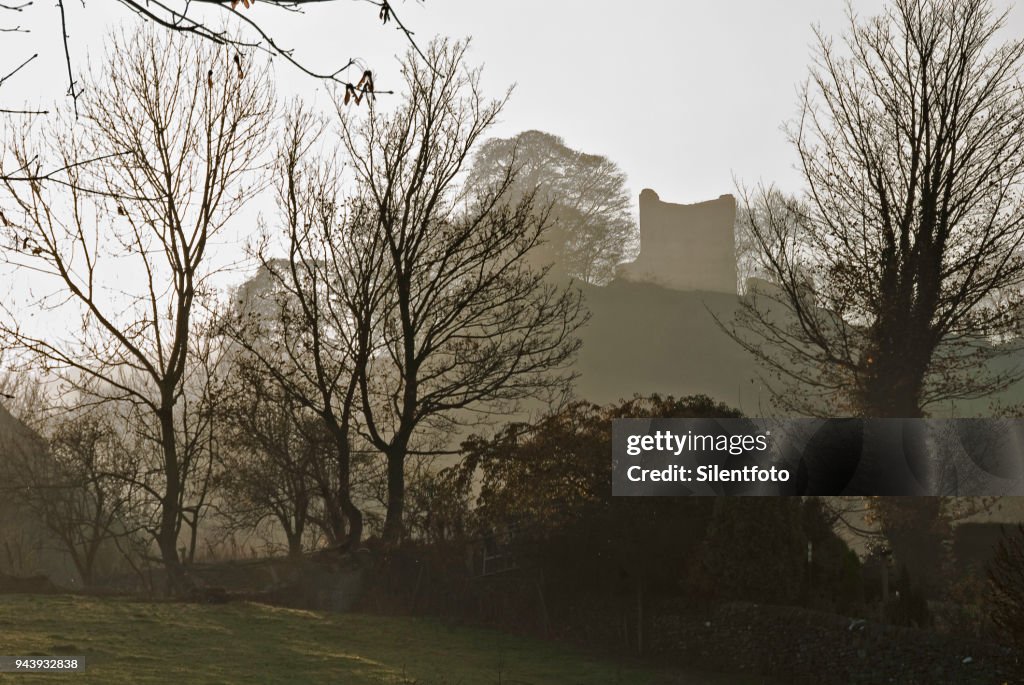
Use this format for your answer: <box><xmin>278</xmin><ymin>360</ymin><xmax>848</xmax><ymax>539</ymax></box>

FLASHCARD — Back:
<box><xmin>115</xmin><ymin>0</ymin><xmax>229</xmax><ymax>41</ymax></box>
<box><xmin>364</xmin><ymin>0</ymin><xmax>434</xmax><ymax>72</ymax></box>
<box><xmin>56</xmin><ymin>0</ymin><xmax>79</xmax><ymax>117</ymax></box>
<box><xmin>0</xmin><ymin>151</ymin><xmax>153</xmax><ymax>199</ymax></box>
<box><xmin>217</xmin><ymin>2</ymin><xmax>394</xmax><ymax>93</ymax></box>
<box><xmin>7</xmin><ymin>0</ymin><xmax>424</xmax><ymax>107</ymax></box>
<box><xmin>112</xmin><ymin>0</ymin><xmax>415</xmax><ymax>91</ymax></box>
<box><xmin>0</xmin><ymin>53</ymin><xmax>36</xmax><ymax>88</ymax></box>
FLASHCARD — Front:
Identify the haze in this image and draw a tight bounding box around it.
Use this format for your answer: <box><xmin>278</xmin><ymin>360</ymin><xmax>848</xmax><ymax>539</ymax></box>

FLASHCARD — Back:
<box><xmin>8</xmin><ymin>0</ymin><xmax>1003</xmax><ymax>203</ymax></box>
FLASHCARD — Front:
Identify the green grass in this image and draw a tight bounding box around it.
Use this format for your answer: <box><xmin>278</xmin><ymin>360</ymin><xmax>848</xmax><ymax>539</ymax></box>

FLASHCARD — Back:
<box><xmin>0</xmin><ymin>594</ymin><xmax>763</xmax><ymax>684</ymax></box>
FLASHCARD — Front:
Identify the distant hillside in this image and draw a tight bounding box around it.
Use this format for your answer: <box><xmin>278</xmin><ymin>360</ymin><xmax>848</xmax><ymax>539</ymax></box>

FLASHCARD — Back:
<box><xmin>576</xmin><ymin>280</ymin><xmax>761</xmax><ymax>410</ymax></box>
<box><xmin>575</xmin><ymin>278</ymin><xmax>1024</xmax><ymax>417</ymax></box>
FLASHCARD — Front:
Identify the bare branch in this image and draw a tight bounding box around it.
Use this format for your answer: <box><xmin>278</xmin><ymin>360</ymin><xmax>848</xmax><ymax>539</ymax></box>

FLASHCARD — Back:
<box><xmin>0</xmin><ymin>53</ymin><xmax>36</xmax><ymax>89</ymax></box>
<box><xmin>56</xmin><ymin>0</ymin><xmax>80</xmax><ymax>116</ymax></box>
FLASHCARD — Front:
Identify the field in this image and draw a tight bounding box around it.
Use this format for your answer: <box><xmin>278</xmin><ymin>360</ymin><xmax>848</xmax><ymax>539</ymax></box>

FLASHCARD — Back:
<box><xmin>0</xmin><ymin>595</ymin><xmax>764</xmax><ymax>684</ymax></box>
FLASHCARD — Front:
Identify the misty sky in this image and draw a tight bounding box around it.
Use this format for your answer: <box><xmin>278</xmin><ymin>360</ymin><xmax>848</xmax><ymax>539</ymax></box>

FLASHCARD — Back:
<box><xmin>15</xmin><ymin>0</ymin><xmax>1024</xmax><ymax>203</ymax></box>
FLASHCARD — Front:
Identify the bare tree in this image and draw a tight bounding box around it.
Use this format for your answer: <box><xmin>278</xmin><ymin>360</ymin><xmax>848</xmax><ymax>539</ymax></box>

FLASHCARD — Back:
<box><xmin>3</xmin><ymin>404</ymin><xmax>148</xmax><ymax>586</ymax></box>
<box><xmin>340</xmin><ymin>39</ymin><xmax>588</xmax><ymax>543</ymax></box>
<box><xmin>213</xmin><ymin>353</ymin><xmax>323</xmax><ymax>557</ymax></box>
<box><xmin>220</xmin><ymin>103</ymin><xmax>376</xmax><ymax>550</ymax></box>
<box><xmin>0</xmin><ymin>27</ymin><xmax>273</xmax><ymax>590</ymax></box>
<box><xmin>728</xmin><ymin>0</ymin><xmax>1024</xmax><ymax>417</ymax></box>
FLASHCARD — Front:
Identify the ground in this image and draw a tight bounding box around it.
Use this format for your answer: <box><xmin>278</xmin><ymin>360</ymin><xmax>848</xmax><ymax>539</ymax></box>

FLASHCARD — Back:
<box><xmin>0</xmin><ymin>595</ymin><xmax>765</xmax><ymax>684</ymax></box>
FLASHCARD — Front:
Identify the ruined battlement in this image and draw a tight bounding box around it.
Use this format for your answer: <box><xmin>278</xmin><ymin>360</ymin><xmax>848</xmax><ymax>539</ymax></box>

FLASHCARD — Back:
<box><xmin>616</xmin><ymin>189</ymin><xmax>737</xmax><ymax>295</ymax></box>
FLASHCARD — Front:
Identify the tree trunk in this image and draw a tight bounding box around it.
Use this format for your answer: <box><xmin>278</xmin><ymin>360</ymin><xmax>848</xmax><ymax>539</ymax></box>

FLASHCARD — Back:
<box><xmin>286</xmin><ymin>528</ymin><xmax>303</xmax><ymax>558</ymax></box>
<box><xmin>319</xmin><ymin>487</ymin><xmax>345</xmax><ymax>545</ymax></box>
<box><xmin>382</xmin><ymin>450</ymin><xmax>405</xmax><ymax>544</ymax></box>
<box><xmin>862</xmin><ymin>371</ymin><xmax>923</xmax><ymax>417</ymax></box>
<box><xmin>157</xmin><ymin>405</ymin><xmax>185</xmax><ymax>594</ymax></box>
<box><xmin>340</xmin><ymin>495</ymin><xmax>363</xmax><ymax>550</ymax></box>
<box><xmin>331</xmin><ymin>440</ymin><xmax>362</xmax><ymax>550</ymax></box>
<box><xmin>860</xmin><ymin>317</ymin><xmax>930</xmax><ymax>418</ymax></box>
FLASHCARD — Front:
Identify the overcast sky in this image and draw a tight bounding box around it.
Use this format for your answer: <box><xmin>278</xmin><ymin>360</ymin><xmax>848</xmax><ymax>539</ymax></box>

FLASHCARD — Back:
<box><xmin>7</xmin><ymin>0</ymin><xmax>1024</xmax><ymax>199</ymax></box>
<box><xmin>15</xmin><ymin>0</ymin><xmax>1022</xmax><ymax>203</ymax></box>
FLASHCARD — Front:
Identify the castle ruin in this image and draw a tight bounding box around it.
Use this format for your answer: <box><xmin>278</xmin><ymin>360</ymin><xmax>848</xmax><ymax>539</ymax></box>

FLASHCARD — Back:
<box><xmin>616</xmin><ymin>189</ymin><xmax>737</xmax><ymax>295</ymax></box>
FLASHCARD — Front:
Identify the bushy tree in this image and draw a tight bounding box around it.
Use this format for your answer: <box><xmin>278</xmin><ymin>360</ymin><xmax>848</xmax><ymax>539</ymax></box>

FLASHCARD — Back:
<box><xmin>691</xmin><ymin>498</ymin><xmax>807</xmax><ymax>604</ymax></box>
<box><xmin>468</xmin><ymin>130</ymin><xmax>637</xmax><ymax>285</ymax></box>
<box><xmin>465</xmin><ymin>395</ymin><xmax>738</xmax><ymax>545</ymax></box>
<box><xmin>463</xmin><ymin>396</ymin><xmax>738</xmax><ymax>606</ymax></box>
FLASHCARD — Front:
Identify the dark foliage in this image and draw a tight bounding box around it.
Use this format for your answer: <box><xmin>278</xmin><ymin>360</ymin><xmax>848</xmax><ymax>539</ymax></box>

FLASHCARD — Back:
<box><xmin>460</xmin><ymin>397</ymin><xmax>859</xmax><ymax>618</ymax></box>
<box><xmin>987</xmin><ymin>523</ymin><xmax>1024</xmax><ymax>648</ymax></box>
<box><xmin>886</xmin><ymin>564</ymin><xmax>932</xmax><ymax>628</ymax></box>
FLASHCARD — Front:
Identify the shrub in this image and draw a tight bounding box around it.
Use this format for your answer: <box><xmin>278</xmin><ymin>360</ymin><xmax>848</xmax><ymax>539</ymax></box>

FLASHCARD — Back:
<box><xmin>987</xmin><ymin>524</ymin><xmax>1024</xmax><ymax>648</ymax></box>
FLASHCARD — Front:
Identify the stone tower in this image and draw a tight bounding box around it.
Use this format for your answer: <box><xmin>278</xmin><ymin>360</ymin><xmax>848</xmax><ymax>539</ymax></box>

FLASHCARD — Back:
<box><xmin>616</xmin><ymin>189</ymin><xmax>737</xmax><ymax>294</ymax></box>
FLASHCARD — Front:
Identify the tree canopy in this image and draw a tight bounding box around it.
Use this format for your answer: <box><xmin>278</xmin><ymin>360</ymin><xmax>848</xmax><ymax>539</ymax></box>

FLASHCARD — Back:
<box><xmin>468</xmin><ymin>130</ymin><xmax>637</xmax><ymax>285</ymax></box>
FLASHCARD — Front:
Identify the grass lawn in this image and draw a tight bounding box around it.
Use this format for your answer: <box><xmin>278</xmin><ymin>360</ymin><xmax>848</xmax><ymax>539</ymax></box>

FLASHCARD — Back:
<box><xmin>0</xmin><ymin>594</ymin><xmax>765</xmax><ymax>684</ymax></box>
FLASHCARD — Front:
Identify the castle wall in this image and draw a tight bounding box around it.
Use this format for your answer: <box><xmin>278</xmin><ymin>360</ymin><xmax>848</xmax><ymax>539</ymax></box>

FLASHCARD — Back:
<box><xmin>616</xmin><ymin>189</ymin><xmax>737</xmax><ymax>294</ymax></box>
